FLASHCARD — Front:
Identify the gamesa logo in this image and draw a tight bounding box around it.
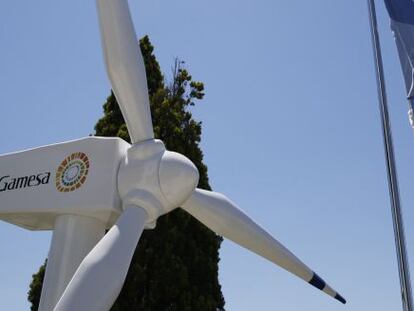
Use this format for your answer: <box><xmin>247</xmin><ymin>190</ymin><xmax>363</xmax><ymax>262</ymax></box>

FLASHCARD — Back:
<box><xmin>0</xmin><ymin>172</ymin><xmax>50</xmax><ymax>192</ymax></box>
<box><xmin>55</xmin><ymin>152</ymin><xmax>90</xmax><ymax>192</ymax></box>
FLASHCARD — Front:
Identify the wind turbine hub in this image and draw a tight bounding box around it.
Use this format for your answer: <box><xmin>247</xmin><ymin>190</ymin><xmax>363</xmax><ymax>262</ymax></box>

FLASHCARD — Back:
<box><xmin>117</xmin><ymin>139</ymin><xmax>199</xmax><ymax>227</ymax></box>
<box><xmin>159</xmin><ymin>150</ymin><xmax>199</xmax><ymax>208</ymax></box>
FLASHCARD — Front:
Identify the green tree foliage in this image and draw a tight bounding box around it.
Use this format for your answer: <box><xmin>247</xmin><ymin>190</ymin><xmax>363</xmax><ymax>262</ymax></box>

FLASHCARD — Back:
<box><xmin>28</xmin><ymin>36</ymin><xmax>225</xmax><ymax>311</ymax></box>
<box><xmin>27</xmin><ymin>261</ymin><xmax>46</xmax><ymax>311</ymax></box>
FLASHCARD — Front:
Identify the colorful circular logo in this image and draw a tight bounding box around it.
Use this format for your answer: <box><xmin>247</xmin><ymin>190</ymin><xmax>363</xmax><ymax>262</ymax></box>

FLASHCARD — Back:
<box><xmin>55</xmin><ymin>152</ymin><xmax>89</xmax><ymax>192</ymax></box>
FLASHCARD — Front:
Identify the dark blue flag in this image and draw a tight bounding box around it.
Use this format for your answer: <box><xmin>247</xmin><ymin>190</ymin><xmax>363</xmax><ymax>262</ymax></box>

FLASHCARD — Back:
<box><xmin>384</xmin><ymin>0</ymin><xmax>414</xmax><ymax>25</ymax></box>
<box><xmin>384</xmin><ymin>0</ymin><xmax>414</xmax><ymax>98</ymax></box>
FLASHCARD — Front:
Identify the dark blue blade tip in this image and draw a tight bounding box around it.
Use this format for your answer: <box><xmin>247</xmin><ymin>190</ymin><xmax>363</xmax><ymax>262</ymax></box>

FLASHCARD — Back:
<box><xmin>310</xmin><ymin>273</ymin><xmax>346</xmax><ymax>304</ymax></box>
<box><xmin>309</xmin><ymin>273</ymin><xmax>325</xmax><ymax>290</ymax></box>
<box><xmin>335</xmin><ymin>293</ymin><xmax>346</xmax><ymax>304</ymax></box>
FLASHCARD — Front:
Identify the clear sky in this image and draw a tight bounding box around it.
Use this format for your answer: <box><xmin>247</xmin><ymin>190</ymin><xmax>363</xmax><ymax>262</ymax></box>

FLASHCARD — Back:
<box><xmin>1</xmin><ymin>1</ymin><xmax>414</xmax><ymax>310</ymax></box>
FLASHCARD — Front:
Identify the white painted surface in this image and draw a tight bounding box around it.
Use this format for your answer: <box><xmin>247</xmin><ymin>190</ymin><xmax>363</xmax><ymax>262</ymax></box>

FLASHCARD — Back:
<box><xmin>39</xmin><ymin>215</ymin><xmax>105</xmax><ymax>311</ymax></box>
<box><xmin>54</xmin><ymin>207</ymin><xmax>147</xmax><ymax>311</ymax></box>
<box><xmin>182</xmin><ymin>189</ymin><xmax>343</xmax><ymax>301</ymax></box>
<box><xmin>96</xmin><ymin>0</ymin><xmax>154</xmax><ymax>143</ymax></box>
<box><xmin>0</xmin><ymin>137</ymin><xmax>129</xmax><ymax>230</ymax></box>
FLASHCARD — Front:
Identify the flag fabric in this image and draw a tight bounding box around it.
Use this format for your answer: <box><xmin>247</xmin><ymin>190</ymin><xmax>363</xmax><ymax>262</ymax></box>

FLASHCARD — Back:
<box><xmin>384</xmin><ymin>0</ymin><xmax>414</xmax><ymax>99</ymax></box>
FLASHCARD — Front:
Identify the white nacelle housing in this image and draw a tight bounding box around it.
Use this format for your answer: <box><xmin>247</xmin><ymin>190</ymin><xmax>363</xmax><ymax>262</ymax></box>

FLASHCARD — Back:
<box><xmin>0</xmin><ymin>137</ymin><xmax>130</xmax><ymax>230</ymax></box>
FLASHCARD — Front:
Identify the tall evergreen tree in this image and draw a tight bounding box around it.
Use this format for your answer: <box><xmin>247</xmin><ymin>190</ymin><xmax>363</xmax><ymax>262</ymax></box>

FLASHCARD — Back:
<box><xmin>28</xmin><ymin>36</ymin><xmax>225</xmax><ymax>311</ymax></box>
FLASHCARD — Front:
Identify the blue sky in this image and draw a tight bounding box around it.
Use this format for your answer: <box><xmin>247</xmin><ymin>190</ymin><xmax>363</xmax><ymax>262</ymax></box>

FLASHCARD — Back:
<box><xmin>1</xmin><ymin>1</ymin><xmax>414</xmax><ymax>310</ymax></box>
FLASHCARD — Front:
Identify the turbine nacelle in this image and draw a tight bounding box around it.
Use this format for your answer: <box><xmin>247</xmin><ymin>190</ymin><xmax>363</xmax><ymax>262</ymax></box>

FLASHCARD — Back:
<box><xmin>0</xmin><ymin>137</ymin><xmax>129</xmax><ymax>230</ymax></box>
<box><xmin>118</xmin><ymin>139</ymin><xmax>199</xmax><ymax>227</ymax></box>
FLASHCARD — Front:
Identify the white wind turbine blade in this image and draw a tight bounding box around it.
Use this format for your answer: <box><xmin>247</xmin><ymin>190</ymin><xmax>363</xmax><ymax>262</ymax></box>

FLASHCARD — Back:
<box><xmin>96</xmin><ymin>0</ymin><xmax>154</xmax><ymax>143</ymax></box>
<box><xmin>181</xmin><ymin>189</ymin><xmax>346</xmax><ymax>304</ymax></box>
<box><xmin>53</xmin><ymin>207</ymin><xmax>148</xmax><ymax>311</ymax></box>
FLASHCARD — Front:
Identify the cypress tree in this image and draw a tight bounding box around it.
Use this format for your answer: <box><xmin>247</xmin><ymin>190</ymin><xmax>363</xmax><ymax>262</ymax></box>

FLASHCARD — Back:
<box><xmin>28</xmin><ymin>36</ymin><xmax>225</xmax><ymax>311</ymax></box>
<box><xmin>28</xmin><ymin>261</ymin><xmax>46</xmax><ymax>311</ymax></box>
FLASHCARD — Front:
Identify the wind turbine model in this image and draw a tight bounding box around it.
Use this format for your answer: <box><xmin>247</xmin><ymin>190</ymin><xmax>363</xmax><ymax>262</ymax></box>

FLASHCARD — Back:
<box><xmin>0</xmin><ymin>0</ymin><xmax>346</xmax><ymax>310</ymax></box>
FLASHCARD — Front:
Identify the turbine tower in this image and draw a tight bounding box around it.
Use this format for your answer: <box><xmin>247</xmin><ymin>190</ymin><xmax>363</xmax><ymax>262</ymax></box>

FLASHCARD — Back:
<box><xmin>0</xmin><ymin>0</ymin><xmax>346</xmax><ymax>310</ymax></box>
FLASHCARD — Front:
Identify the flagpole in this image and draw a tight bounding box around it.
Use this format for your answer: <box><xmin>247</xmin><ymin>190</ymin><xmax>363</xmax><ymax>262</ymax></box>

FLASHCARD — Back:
<box><xmin>367</xmin><ymin>1</ymin><xmax>413</xmax><ymax>310</ymax></box>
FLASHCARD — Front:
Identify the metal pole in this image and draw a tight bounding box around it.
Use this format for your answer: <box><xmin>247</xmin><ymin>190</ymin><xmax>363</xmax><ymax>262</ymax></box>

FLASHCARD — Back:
<box><xmin>367</xmin><ymin>1</ymin><xmax>414</xmax><ymax>310</ymax></box>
